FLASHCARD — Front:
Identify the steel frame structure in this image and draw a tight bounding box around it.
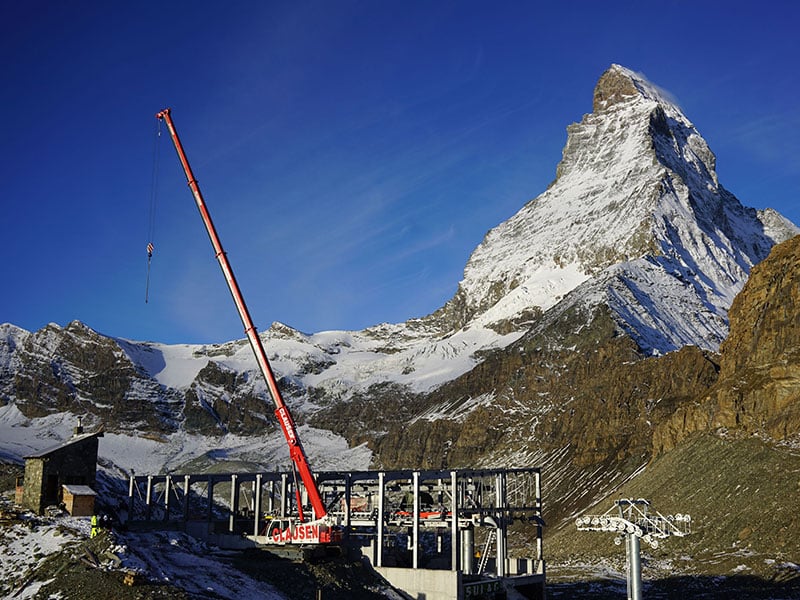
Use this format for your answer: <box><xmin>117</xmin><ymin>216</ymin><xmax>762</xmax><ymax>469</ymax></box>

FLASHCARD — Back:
<box><xmin>127</xmin><ymin>466</ymin><xmax>545</xmax><ymax>576</ymax></box>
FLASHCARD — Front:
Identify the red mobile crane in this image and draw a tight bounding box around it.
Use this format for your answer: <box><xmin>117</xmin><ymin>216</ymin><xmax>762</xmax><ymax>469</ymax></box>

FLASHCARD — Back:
<box><xmin>156</xmin><ymin>108</ymin><xmax>338</xmax><ymax>545</ymax></box>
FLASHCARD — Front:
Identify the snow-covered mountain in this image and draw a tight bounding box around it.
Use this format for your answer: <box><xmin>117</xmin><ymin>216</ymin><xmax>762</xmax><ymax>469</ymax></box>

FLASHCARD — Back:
<box><xmin>0</xmin><ymin>64</ymin><xmax>796</xmax><ymax>470</ymax></box>
<box><xmin>446</xmin><ymin>64</ymin><xmax>796</xmax><ymax>352</ymax></box>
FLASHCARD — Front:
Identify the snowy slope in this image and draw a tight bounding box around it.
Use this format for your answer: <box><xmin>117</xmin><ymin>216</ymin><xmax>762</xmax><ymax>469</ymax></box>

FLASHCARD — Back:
<box><xmin>117</xmin><ymin>320</ymin><xmax>521</xmax><ymax>398</ymax></box>
<box><xmin>0</xmin><ymin>402</ymin><xmax>371</xmax><ymax>478</ymax></box>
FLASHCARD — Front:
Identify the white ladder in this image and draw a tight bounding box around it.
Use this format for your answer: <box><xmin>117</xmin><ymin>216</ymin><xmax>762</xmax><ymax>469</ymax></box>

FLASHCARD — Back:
<box><xmin>478</xmin><ymin>528</ymin><xmax>496</xmax><ymax>573</ymax></box>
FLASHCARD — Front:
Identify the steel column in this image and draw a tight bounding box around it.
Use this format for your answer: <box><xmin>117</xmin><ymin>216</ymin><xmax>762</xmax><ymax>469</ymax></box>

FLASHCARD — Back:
<box><xmin>127</xmin><ymin>473</ymin><xmax>135</xmax><ymax>518</ymax></box>
<box><xmin>164</xmin><ymin>475</ymin><xmax>171</xmax><ymax>521</ymax></box>
<box><xmin>412</xmin><ymin>472</ymin><xmax>420</xmax><ymax>569</ymax></box>
<box><xmin>183</xmin><ymin>475</ymin><xmax>190</xmax><ymax>521</ymax></box>
<box><xmin>451</xmin><ymin>470</ymin><xmax>459</xmax><ymax>571</ymax></box>
<box><xmin>377</xmin><ymin>471</ymin><xmax>385</xmax><ymax>567</ymax></box>
<box><xmin>229</xmin><ymin>474</ymin><xmax>238</xmax><ymax>533</ymax></box>
<box><xmin>495</xmin><ymin>472</ymin><xmax>506</xmax><ymax>577</ymax></box>
<box><xmin>280</xmin><ymin>473</ymin><xmax>288</xmax><ymax>518</ymax></box>
<box><xmin>145</xmin><ymin>476</ymin><xmax>153</xmax><ymax>521</ymax></box>
<box><xmin>254</xmin><ymin>473</ymin><xmax>262</xmax><ymax>536</ymax></box>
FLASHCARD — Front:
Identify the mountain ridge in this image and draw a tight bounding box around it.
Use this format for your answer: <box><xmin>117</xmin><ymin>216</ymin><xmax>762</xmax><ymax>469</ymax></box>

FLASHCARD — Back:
<box><xmin>447</xmin><ymin>64</ymin><xmax>796</xmax><ymax>354</ymax></box>
<box><xmin>1</xmin><ymin>64</ymin><xmax>797</xmax><ymax>448</ymax></box>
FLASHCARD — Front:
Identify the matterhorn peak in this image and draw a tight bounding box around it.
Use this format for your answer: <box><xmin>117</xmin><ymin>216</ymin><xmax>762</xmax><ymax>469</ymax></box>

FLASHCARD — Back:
<box><xmin>593</xmin><ymin>64</ymin><xmax>677</xmax><ymax>113</ymax></box>
<box><xmin>439</xmin><ymin>64</ymin><xmax>798</xmax><ymax>354</ymax></box>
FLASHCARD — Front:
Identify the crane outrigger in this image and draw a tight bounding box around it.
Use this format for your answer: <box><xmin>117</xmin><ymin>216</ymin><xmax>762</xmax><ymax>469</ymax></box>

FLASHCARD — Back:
<box><xmin>156</xmin><ymin>108</ymin><xmax>339</xmax><ymax>545</ymax></box>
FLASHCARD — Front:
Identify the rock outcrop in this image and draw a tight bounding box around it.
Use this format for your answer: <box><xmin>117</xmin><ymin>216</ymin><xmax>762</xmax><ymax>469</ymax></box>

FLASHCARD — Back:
<box><xmin>654</xmin><ymin>234</ymin><xmax>800</xmax><ymax>452</ymax></box>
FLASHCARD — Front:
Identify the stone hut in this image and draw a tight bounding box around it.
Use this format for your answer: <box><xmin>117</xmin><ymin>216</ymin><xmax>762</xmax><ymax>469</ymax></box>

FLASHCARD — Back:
<box><xmin>20</xmin><ymin>426</ymin><xmax>103</xmax><ymax>514</ymax></box>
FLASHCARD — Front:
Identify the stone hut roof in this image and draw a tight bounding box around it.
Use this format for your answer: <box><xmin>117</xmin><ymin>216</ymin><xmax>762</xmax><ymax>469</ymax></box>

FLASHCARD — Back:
<box><xmin>24</xmin><ymin>429</ymin><xmax>104</xmax><ymax>459</ymax></box>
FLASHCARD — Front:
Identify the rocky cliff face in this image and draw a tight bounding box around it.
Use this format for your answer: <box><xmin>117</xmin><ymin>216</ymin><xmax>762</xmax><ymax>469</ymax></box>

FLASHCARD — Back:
<box><xmin>0</xmin><ymin>321</ymin><xmax>278</xmax><ymax>437</ymax></box>
<box><xmin>1</xmin><ymin>322</ymin><xmax>180</xmax><ymax>432</ymax></box>
<box><xmin>654</xmin><ymin>234</ymin><xmax>800</xmax><ymax>452</ymax></box>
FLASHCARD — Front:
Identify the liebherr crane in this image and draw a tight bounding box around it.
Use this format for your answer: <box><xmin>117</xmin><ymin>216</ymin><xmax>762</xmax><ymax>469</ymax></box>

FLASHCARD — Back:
<box><xmin>156</xmin><ymin>108</ymin><xmax>339</xmax><ymax>545</ymax></box>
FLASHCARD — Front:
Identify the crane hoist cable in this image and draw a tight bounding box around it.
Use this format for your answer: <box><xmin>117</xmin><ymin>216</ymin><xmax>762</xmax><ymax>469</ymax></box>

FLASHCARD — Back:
<box><xmin>145</xmin><ymin>118</ymin><xmax>162</xmax><ymax>303</ymax></box>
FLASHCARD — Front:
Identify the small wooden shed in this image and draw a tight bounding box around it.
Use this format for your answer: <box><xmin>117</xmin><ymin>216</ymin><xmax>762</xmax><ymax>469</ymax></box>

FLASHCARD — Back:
<box><xmin>62</xmin><ymin>484</ymin><xmax>97</xmax><ymax>517</ymax></box>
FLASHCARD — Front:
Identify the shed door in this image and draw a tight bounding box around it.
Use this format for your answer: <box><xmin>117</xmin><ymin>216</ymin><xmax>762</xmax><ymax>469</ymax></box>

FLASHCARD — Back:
<box><xmin>45</xmin><ymin>474</ymin><xmax>59</xmax><ymax>504</ymax></box>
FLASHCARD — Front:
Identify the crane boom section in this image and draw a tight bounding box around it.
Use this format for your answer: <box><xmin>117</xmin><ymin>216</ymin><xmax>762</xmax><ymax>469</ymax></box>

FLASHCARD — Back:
<box><xmin>156</xmin><ymin>108</ymin><xmax>327</xmax><ymax>520</ymax></box>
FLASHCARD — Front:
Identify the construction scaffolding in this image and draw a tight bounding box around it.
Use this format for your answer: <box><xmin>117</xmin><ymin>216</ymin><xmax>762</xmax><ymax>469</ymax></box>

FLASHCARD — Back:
<box><xmin>126</xmin><ymin>466</ymin><xmax>546</xmax><ymax>599</ymax></box>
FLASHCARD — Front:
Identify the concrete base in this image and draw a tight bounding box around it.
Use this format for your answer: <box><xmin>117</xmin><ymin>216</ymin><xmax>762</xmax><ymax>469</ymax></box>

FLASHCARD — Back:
<box><xmin>376</xmin><ymin>566</ymin><xmax>460</xmax><ymax>600</ymax></box>
<box><xmin>373</xmin><ymin>565</ymin><xmax>546</xmax><ymax>600</ymax></box>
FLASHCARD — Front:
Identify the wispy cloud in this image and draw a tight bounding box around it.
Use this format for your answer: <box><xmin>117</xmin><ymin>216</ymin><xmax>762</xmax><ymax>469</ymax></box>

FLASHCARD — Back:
<box><xmin>729</xmin><ymin>112</ymin><xmax>800</xmax><ymax>171</ymax></box>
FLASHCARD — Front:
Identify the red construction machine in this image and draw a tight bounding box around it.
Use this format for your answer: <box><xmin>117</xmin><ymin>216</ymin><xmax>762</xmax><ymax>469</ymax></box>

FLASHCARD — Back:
<box><xmin>156</xmin><ymin>108</ymin><xmax>340</xmax><ymax>545</ymax></box>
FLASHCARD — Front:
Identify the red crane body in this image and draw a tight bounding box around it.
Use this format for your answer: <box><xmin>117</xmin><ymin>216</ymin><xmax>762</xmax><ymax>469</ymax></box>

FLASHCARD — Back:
<box><xmin>156</xmin><ymin>109</ymin><xmax>331</xmax><ymax>536</ymax></box>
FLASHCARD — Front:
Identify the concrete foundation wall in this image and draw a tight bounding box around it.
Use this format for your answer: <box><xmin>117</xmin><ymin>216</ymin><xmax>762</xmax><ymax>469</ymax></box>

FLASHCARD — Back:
<box><xmin>376</xmin><ymin>566</ymin><xmax>460</xmax><ymax>600</ymax></box>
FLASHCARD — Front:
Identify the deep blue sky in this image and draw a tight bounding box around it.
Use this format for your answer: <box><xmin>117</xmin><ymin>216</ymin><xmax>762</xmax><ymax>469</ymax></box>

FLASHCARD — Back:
<box><xmin>2</xmin><ymin>1</ymin><xmax>798</xmax><ymax>344</ymax></box>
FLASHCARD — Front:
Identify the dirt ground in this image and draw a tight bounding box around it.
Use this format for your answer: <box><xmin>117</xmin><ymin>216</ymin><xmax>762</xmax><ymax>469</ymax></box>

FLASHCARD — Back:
<box><xmin>3</xmin><ymin>458</ymin><xmax>798</xmax><ymax>599</ymax></box>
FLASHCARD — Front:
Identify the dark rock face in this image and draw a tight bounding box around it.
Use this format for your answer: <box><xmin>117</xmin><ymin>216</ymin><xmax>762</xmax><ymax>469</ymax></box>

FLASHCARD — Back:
<box><xmin>721</xmin><ymin>235</ymin><xmax>800</xmax><ymax>379</ymax></box>
<box><xmin>308</xmin><ymin>382</ymin><xmax>428</xmax><ymax>450</ymax></box>
<box><xmin>365</xmin><ymin>306</ymin><xmax>719</xmax><ymax>474</ymax></box>
<box><xmin>654</xmin><ymin>234</ymin><xmax>800</xmax><ymax>451</ymax></box>
<box><xmin>5</xmin><ymin>322</ymin><xmax>180</xmax><ymax>432</ymax></box>
<box><xmin>593</xmin><ymin>65</ymin><xmax>641</xmax><ymax>112</ymax></box>
<box><xmin>0</xmin><ymin>322</ymin><xmax>274</xmax><ymax>437</ymax></box>
<box><xmin>183</xmin><ymin>360</ymin><xmax>275</xmax><ymax>436</ymax></box>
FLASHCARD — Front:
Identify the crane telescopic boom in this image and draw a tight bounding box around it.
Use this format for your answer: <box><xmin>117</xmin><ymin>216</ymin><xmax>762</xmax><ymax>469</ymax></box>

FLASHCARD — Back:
<box><xmin>156</xmin><ymin>108</ymin><xmax>327</xmax><ymax>522</ymax></box>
